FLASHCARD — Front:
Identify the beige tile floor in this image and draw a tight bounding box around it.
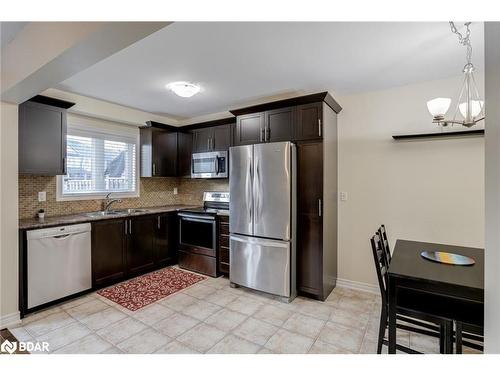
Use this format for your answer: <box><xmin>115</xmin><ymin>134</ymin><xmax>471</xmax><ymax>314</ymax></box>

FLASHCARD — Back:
<box><xmin>10</xmin><ymin>267</ymin><xmax>472</xmax><ymax>354</ymax></box>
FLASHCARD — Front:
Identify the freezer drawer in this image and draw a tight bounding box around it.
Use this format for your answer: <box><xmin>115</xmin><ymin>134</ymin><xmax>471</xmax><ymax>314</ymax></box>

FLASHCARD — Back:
<box><xmin>230</xmin><ymin>234</ymin><xmax>291</xmax><ymax>297</ymax></box>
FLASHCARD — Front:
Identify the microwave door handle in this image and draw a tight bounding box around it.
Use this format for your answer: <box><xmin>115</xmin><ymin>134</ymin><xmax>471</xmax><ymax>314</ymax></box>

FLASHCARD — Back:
<box><xmin>214</xmin><ymin>156</ymin><xmax>219</xmax><ymax>175</ymax></box>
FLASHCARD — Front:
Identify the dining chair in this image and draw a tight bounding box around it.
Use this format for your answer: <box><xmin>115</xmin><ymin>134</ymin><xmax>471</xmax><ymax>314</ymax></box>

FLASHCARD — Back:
<box><xmin>370</xmin><ymin>233</ymin><xmax>451</xmax><ymax>354</ymax></box>
<box><xmin>378</xmin><ymin>225</ymin><xmax>391</xmax><ymax>264</ymax></box>
<box><xmin>455</xmin><ymin>322</ymin><xmax>484</xmax><ymax>353</ymax></box>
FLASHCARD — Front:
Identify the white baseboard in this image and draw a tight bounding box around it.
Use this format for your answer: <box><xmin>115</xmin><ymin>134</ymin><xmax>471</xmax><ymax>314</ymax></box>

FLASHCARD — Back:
<box><xmin>0</xmin><ymin>311</ymin><xmax>21</xmax><ymax>329</ymax></box>
<box><xmin>336</xmin><ymin>278</ymin><xmax>380</xmax><ymax>295</ymax></box>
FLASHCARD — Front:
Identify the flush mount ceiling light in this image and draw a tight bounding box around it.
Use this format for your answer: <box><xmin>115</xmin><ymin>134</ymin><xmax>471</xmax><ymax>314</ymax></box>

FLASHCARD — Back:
<box><xmin>166</xmin><ymin>81</ymin><xmax>201</xmax><ymax>98</ymax></box>
<box><xmin>427</xmin><ymin>22</ymin><xmax>485</xmax><ymax>128</ymax></box>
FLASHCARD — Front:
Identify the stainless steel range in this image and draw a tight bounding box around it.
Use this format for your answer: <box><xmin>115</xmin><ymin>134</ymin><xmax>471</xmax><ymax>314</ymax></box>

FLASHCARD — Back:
<box><xmin>178</xmin><ymin>192</ymin><xmax>229</xmax><ymax>277</ymax></box>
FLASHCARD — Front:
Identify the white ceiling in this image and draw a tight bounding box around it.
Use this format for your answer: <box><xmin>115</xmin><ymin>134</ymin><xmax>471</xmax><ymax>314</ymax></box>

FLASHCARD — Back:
<box><xmin>56</xmin><ymin>22</ymin><xmax>485</xmax><ymax>120</ymax></box>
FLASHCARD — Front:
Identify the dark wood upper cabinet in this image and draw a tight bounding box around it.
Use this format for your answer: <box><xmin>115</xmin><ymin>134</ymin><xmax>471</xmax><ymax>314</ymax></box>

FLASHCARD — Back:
<box><xmin>91</xmin><ymin>219</ymin><xmax>127</xmax><ymax>288</ymax></box>
<box><xmin>265</xmin><ymin>106</ymin><xmax>295</xmax><ymax>142</ymax></box>
<box><xmin>154</xmin><ymin>213</ymin><xmax>178</xmax><ymax>268</ymax></box>
<box><xmin>192</xmin><ymin>127</ymin><xmax>212</xmax><ymax>153</ymax></box>
<box><xmin>192</xmin><ymin>124</ymin><xmax>232</xmax><ymax>153</ymax></box>
<box><xmin>19</xmin><ymin>100</ymin><xmax>71</xmax><ymax>175</ymax></box>
<box><xmin>296</xmin><ymin>141</ymin><xmax>324</xmax><ymax>299</ymax></box>
<box><xmin>126</xmin><ymin>215</ymin><xmax>156</xmax><ymax>275</ymax></box>
<box><xmin>177</xmin><ymin>132</ymin><xmax>192</xmax><ymax>177</ymax></box>
<box><xmin>234</xmin><ymin>112</ymin><xmax>265</xmax><ymax>146</ymax></box>
<box><xmin>295</xmin><ymin>102</ymin><xmax>323</xmax><ymax>141</ymax></box>
<box><xmin>212</xmin><ymin>124</ymin><xmax>231</xmax><ymax>151</ymax></box>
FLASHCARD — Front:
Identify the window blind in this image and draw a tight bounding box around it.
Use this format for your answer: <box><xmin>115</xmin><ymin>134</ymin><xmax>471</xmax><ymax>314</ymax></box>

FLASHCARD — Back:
<box><xmin>61</xmin><ymin>125</ymin><xmax>137</xmax><ymax>197</ymax></box>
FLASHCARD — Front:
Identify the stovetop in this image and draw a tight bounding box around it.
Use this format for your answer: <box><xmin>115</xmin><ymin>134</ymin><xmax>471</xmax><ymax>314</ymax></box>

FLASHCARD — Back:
<box><xmin>178</xmin><ymin>206</ymin><xmax>229</xmax><ymax>216</ymax></box>
<box><xmin>178</xmin><ymin>191</ymin><xmax>229</xmax><ymax>216</ymax></box>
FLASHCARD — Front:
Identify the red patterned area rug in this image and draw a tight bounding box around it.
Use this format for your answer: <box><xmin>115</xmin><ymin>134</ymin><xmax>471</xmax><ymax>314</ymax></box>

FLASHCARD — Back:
<box><xmin>97</xmin><ymin>267</ymin><xmax>206</xmax><ymax>311</ymax></box>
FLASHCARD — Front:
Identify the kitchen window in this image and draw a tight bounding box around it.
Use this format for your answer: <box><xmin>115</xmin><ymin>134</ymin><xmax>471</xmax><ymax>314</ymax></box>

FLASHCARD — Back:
<box><xmin>57</xmin><ymin>118</ymin><xmax>139</xmax><ymax>201</ymax></box>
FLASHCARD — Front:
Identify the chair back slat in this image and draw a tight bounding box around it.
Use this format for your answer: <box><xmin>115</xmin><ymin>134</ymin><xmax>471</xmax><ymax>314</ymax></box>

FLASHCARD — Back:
<box><xmin>370</xmin><ymin>233</ymin><xmax>389</xmax><ymax>304</ymax></box>
<box><xmin>378</xmin><ymin>224</ymin><xmax>392</xmax><ymax>264</ymax></box>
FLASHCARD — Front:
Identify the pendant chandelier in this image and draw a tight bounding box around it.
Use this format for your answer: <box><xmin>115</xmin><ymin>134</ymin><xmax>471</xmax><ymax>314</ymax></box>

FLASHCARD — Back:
<box><xmin>427</xmin><ymin>22</ymin><xmax>485</xmax><ymax>128</ymax></box>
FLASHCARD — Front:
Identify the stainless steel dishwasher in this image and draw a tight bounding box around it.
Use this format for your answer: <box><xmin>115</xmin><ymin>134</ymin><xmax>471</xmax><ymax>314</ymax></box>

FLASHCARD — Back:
<box><xmin>27</xmin><ymin>223</ymin><xmax>92</xmax><ymax>309</ymax></box>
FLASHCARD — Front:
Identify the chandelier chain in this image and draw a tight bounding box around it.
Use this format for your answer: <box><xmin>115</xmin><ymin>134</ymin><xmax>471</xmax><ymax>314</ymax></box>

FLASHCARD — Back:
<box><xmin>449</xmin><ymin>21</ymin><xmax>472</xmax><ymax>66</ymax></box>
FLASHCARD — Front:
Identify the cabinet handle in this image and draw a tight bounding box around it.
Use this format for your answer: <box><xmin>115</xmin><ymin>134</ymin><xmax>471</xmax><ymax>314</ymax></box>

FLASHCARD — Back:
<box><xmin>207</xmin><ymin>138</ymin><xmax>210</xmax><ymax>151</ymax></box>
<box><xmin>124</xmin><ymin>220</ymin><xmax>128</xmax><ymax>235</ymax></box>
<box><xmin>318</xmin><ymin>199</ymin><xmax>322</xmax><ymax>217</ymax></box>
<box><xmin>318</xmin><ymin>119</ymin><xmax>322</xmax><ymax>137</ymax></box>
<box><xmin>129</xmin><ymin>220</ymin><xmax>132</xmax><ymax>235</ymax></box>
<box><xmin>152</xmin><ymin>163</ymin><xmax>156</xmax><ymax>176</ymax></box>
<box><xmin>157</xmin><ymin>216</ymin><xmax>160</xmax><ymax>229</ymax></box>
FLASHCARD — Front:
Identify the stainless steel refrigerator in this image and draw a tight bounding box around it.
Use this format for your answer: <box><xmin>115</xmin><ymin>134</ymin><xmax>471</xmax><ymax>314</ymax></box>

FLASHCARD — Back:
<box><xmin>229</xmin><ymin>141</ymin><xmax>296</xmax><ymax>301</ymax></box>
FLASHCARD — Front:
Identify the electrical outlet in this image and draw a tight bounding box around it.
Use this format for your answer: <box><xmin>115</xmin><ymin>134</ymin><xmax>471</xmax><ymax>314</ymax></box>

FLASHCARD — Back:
<box><xmin>340</xmin><ymin>191</ymin><xmax>348</xmax><ymax>201</ymax></box>
<box><xmin>38</xmin><ymin>191</ymin><xmax>46</xmax><ymax>202</ymax></box>
<box><xmin>173</xmin><ymin>187</ymin><xmax>178</xmax><ymax>195</ymax></box>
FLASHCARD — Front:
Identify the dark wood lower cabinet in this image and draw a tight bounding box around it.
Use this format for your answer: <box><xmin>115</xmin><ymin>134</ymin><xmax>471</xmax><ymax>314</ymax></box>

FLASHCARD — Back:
<box><xmin>91</xmin><ymin>213</ymin><xmax>178</xmax><ymax>288</ymax></box>
<box><xmin>296</xmin><ymin>141</ymin><xmax>325</xmax><ymax>300</ymax></box>
<box><xmin>154</xmin><ymin>213</ymin><xmax>178</xmax><ymax>267</ymax></box>
<box><xmin>127</xmin><ymin>215</ymin><xmax>156</xmax><ymax>276</ymax></box>
<box><xmin>91</xmin><ymin>219</ymin><xmax>127</xmax><ymax>288</ymax></box>
<box><xmin>218</xmin><ymin>215</ymin><xmax>230</xmax><ymax>276</ymax></box>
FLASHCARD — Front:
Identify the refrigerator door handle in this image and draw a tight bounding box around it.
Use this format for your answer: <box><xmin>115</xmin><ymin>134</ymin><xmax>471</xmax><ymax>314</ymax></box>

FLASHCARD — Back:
<box><xmin>246</xmin><ymin>158</ymin><xmax>253</xmax><ymax>224</ymax></box>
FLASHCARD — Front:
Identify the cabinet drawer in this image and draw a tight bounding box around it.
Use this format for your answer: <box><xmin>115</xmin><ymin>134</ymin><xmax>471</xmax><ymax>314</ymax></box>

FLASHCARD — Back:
<box><xmin>219</xmin><ymin>261</ymin><xmax>229</xmax><ymax>275</ymax></box>
<box><xmin>219</xmin><ymin>215</ymin><xmax>230</xmax><ymax>224</ymax></box>
<box><xmin>219</xmin><ymin>246</ymin><xmax>230</xmax><ymax>264</ymax></box>
<box><xmin>219</xmin><ymin>222</ymin><xmax>229</xmax><ymax>235</ymax></box>
<box><xmin>219</xmin><ymin>234</ymin><xmax>229</xmax><ymax>248</ymax></box>
<box><xmin>178</xmin><ymin>250</ymin><xmax>217</xmax><ymax>277</ymax></box>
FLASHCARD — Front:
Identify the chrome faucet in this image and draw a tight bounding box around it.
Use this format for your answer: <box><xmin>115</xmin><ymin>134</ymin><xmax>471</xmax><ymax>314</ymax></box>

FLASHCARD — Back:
<box><xmin>103</xmin><ymin>193</ymin><xmax>122</xmax><ymax>212</ymax></box>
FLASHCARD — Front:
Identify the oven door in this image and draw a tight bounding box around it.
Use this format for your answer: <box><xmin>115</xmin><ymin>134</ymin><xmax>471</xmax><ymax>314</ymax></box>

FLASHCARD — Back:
<box><xmin>191</xmin><ymin>151</ymin><xmax>228</xmax><ymax>179</ymax></box>
<box><xmin>178</xmin><ymin>213</ymin><xmax>216</xmax><ymax>256</ymax></box>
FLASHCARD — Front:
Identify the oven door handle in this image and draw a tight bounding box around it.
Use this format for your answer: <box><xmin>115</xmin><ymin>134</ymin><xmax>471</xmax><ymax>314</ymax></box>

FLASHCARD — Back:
<box><xmin>178</xmin><ymin>213</ymin><xmax>216</xmax><ymax>222</ymax></box>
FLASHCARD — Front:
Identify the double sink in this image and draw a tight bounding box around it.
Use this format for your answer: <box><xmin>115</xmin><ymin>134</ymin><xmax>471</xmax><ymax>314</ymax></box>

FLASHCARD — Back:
<box><xmin>84</xmin><ymin>208</ymin><xmax>149</xmax><ymax>218</ymax></box>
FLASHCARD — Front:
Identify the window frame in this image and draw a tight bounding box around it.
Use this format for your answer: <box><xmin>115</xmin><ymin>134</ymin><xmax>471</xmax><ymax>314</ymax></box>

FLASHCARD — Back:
<box><xmin>56</xmin><ymin>119</ymin><xmax>140</xmax><ymax>202</ymax></box>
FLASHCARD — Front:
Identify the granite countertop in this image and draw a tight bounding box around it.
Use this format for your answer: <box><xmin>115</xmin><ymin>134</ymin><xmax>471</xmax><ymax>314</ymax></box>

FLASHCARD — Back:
<box><xmin>19</xmin><ymin>205</ymin><xmax>199</xmax><ymax>230</ymax></box>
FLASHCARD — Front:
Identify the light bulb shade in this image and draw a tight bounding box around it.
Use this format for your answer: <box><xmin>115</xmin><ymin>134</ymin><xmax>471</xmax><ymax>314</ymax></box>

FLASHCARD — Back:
<box><xmin>459</xmin><ymin>100</ymin><xmax>484</xmax><ymax>119</ymax></box>
<box><xmin>427</xmin><ymin>98</ymin><xmax>451</xmax><ymax>118</ymax></box>
<box><xmin>166</xmin><ymin>81</ymin><xmax>201</xmax><ymax>98</ymax></box>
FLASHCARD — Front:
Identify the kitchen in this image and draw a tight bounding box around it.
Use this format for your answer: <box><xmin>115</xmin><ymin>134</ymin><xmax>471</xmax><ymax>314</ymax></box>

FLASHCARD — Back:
<box><xmin>0</xmin><ymin>18</ymin><xmax>498</xmax><ymax>360</ymax></box>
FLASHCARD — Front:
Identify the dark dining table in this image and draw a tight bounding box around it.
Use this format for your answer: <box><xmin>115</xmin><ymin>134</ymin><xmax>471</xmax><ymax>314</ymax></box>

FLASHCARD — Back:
<box><xmin>388</xmin><ymin>239</ymin><xmax>484</xmax><ymax>354</ymax></box>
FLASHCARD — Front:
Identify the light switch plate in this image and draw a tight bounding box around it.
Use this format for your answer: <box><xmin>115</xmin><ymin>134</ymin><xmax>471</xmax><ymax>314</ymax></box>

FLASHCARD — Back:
<box><xmin>173</xmin><ymin>187</ymin><xmax>178</xmax><ymax>195</ymax></box>
<box><xmin>340</xmin><ymin>192</ymin><xmax>348</xmax><ymax>201</ymax></box>
<box><xmin>38</xmin><ymin>191</ymin><xmax>46</xmax><ymax>202</ymax></box>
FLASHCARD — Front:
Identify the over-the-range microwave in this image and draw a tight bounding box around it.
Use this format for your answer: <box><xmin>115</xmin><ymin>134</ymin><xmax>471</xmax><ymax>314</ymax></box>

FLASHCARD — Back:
<box><xmin>191</xmin><ymin>151</ymin><xmax>228</xmax><ymax>179</ymax></box>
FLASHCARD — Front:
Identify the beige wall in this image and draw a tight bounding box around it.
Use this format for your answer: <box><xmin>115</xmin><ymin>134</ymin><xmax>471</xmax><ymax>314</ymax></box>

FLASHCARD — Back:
<box><xmin>0</xmin><ymin>102</ymin><xmax>19</xmax><ymax>326</ymax></box>
<box><xmin>337</xmin><ymin>76</ymin><xmax>485</xmax><ymax>288</ymax></box>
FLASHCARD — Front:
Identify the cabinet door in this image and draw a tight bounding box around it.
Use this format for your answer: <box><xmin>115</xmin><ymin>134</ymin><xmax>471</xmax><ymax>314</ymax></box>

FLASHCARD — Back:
<box><xmin>296</xmin><ymin>142</ymin><xmax>324</xmax><ymax>298</ymax></box>
<box><xmin>127</xmin><ymin>215</ymin><xmax>156</xmax><ymax>275</ymax></box>
<box><xmin>19</xmin><ymin>101</ymin><xmax>66</xmax><ymax>175</ymax></box>
<box><xmin>295</xmin><ymin>102</ymin><xmax>323</xmax><ymax>141</ymax></box>
<box><xmin>91</xmin><ymin>219</ymin><xmax>126</xmax><ymax>287</ymax></box>
<box><xmin>212</xmin><ymin>124</ymin><xmax>232</xmax><ymax>151</ymax></box>
<box><xmin>265</xmin><ymin>107</ymin><xmax>294</xmax><ymax>142</ymax></box>
<box><xmin>153</xmin><ymin>131</ymin><xmax>178</xmax><ymax>177</ymax></box>
<box><xmin>192</xmin><ymin>128</ymin><xmax>213</xmax><ymax>153</ymax></box>
<box><xmin>234</xmin><ymin>113</ymin><xmax>265</xmax><ymax>146</ymax></box>
<box><xmin>154</xmin><ymin>213</ymin><xmax>178</xmax><ymax>267</ymax></box>
<box><xmin>177</xmin><ymin>132</ymin><xmax>193</xmax><ymax>177</ymax></box>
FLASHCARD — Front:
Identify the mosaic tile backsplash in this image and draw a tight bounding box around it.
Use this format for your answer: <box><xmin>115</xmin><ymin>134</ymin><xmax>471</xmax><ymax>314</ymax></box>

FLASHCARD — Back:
<box><xmin>19</xmin><ymin>175</ymin><xmax>229</xmax><ymax>219</ymax></box>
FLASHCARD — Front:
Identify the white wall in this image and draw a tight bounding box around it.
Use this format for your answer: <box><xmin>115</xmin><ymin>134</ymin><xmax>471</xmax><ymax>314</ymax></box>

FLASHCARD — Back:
<box><xmin>0</xmin><ymin>102</ymin><xmax>19</xmax><ymax>327</ymax></box>
<box><xmin>484</xmin><ymin>21</ymin><xmax>500</xmax><ymax>353</ymax></box>
<box><xmin>337</xmin><ymin>76</ymin><xmax>485</xmax><ymax>288</ymax></box>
